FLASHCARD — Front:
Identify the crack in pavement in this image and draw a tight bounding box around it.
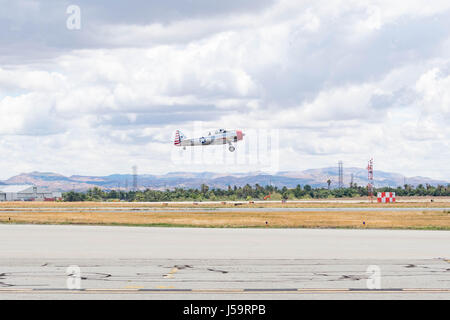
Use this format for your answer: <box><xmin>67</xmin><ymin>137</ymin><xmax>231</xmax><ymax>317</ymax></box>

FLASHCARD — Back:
<box><xmin>207</xmin><ymin>268</ymin><xmax>228</xmax><ymax>274</ymax></box>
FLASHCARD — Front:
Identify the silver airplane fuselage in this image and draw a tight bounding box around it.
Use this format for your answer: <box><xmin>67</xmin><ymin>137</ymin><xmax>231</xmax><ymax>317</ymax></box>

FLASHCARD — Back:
<box><xmin>174</xmin><ymin>129</ymin><xmax>244</xmax><ymax>152</ymax></box>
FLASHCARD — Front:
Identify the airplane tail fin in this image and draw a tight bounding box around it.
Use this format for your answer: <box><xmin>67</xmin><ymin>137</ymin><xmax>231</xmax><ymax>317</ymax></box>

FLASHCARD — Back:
<box><xmin>174</xmin><ymin>130</ymin><xmax>186</xmax><ymax>146</ymax></box>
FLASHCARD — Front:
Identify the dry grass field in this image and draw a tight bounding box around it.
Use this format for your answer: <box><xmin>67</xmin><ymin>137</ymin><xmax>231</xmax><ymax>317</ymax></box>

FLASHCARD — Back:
<box><xmin>0</xmin><ymin>200</ymin><xmax>449</xmax><ymax>229</ymax></box>
<box><xmin>0</xmin><ymin>197</ymin><xmax>448</xmax><ymax>208</ymax></box>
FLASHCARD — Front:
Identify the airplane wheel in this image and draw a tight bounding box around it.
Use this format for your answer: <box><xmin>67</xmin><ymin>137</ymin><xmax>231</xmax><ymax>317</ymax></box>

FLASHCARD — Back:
<box><xmin>229</xmin><ymin>146</ymin><xmax>235</xmax><ymax>152</ymax></box>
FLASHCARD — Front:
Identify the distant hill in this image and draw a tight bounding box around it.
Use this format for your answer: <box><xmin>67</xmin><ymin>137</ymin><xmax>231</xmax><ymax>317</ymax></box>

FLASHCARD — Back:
<box><xmin>1</xmin><ymin>168</ymin><xmax>448</xmax><ymax>192</ymax></box>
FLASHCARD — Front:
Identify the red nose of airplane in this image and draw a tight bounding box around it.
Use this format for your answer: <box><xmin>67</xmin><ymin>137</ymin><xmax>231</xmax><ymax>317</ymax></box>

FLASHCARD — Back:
<box><xmin>236</xmin><ymin>130</ymin><xmax>244</xmax><ymax>141</ymax></box>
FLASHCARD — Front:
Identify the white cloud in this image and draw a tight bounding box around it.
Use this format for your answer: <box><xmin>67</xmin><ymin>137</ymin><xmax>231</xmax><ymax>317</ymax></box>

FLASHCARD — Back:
<box><xmin>0</xmin><ymin>0</ymin><xmax>449</xmax><ymax>180</ymax></box>
<box><xmin>415</xmin><ymin>67</ymin><xmax>450</xmax><ymax>116</ymax></box>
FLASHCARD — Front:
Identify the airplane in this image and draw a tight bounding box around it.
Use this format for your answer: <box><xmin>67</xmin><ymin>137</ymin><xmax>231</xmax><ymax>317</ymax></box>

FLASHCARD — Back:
<box><xmin>174</xmin><ymin>129</ymin><xmax>244</xmax><ymax>152</ymax></box>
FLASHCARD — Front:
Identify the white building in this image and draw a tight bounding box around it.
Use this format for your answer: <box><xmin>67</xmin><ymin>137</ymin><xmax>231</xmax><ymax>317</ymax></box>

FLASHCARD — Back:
<box><xmin>0</xmin><ymin>185</ymin><xmax>62</xmax><ymax>201</ymax></box>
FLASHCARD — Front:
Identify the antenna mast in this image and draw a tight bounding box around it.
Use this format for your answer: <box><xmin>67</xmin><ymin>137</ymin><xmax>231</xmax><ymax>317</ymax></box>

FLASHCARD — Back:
<box><xmin>367</xmin><ymin>158</ymin><xmax>374</xmax><ymax>203</ymax></box>
<box><xmin>338</xmin><ymin>161</ymin><xmax>344</xmax><ymax>189</ymax></box>
<box><xmin>132</xmin><ymin>165</ymin><xmax>138</xmax><ymax>192</ymax></box>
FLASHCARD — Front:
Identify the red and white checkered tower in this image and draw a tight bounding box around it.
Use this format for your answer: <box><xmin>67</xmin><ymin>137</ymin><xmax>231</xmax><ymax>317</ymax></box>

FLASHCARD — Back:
<box><xmin>367</xmin><ymin>158</ymin><xmax>374</xmax><ymax>203</ymax></box>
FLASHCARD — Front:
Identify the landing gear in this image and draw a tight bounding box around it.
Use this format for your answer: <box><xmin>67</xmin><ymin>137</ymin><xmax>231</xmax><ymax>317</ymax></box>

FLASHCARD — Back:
<box><xmin>229</xmin><ymin>145</ymin><xmax>235</xmax><ymax>152</ymax></box>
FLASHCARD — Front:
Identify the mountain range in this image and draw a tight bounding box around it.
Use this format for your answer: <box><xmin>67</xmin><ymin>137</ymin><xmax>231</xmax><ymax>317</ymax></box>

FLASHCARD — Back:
<box><xmin>1</xmin><ymin>168</ymin><xmax>448</xmax><ymax>192</ymax></box>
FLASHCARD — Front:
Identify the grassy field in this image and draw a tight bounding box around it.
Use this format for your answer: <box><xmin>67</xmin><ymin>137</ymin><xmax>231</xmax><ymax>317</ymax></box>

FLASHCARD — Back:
<box><xmin>0</xmin><ymin>201</ymin><xmax>449</xmax><ymax>230</ymax></box>
<box><xmin>0</xmin><ymin>197</ymin><xmax>448</xmax><ymax>208</ymax></box>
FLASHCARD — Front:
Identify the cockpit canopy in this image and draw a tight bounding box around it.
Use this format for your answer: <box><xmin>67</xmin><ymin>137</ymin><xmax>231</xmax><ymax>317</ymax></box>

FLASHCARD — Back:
<box><xmin>214</xmin><ymin>129</ymin><xmax>227</xmax><ymax>134</ymax></box>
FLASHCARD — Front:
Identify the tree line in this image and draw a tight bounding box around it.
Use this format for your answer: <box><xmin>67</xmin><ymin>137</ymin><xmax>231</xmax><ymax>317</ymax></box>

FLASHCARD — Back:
<box><xmin>62</xmin><ymin>183</ymin><xmax>450</xmax><ymax>202</ymax></box>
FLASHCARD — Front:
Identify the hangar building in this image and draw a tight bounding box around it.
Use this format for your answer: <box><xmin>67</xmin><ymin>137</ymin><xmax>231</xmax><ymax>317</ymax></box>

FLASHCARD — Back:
<box><xmin>0</xmin><ymin>185</ymin><xmax>62</xmax><ymax>201</ymax></box>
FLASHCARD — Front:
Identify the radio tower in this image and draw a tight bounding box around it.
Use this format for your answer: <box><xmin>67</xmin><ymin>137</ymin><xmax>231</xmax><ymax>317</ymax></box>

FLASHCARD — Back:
<box><xmin>367</xmin><ymin>158</ymin><xmax>374</xmax><ymax>203</ymax></box>
<box><xmin>132</xmin><ymin>165</ymin><xmax>138</xmax><ymax>192</ymax></box>
<box><xmin>338</xmin><ymin>161</ymin><xmax>344</xmax><ymax>189</ymax></box>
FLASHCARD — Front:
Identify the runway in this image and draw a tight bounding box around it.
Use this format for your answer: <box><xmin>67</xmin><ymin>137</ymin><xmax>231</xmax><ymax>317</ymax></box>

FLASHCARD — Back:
<box><xmin>0</xmin><ymin>225</ymin><xmax>449</xmax><ymax>299</ymax></box>
<box><xmin>1</xmin><ymin>207</ymin><xmax>448</xmax><ymax>213</ymax></box>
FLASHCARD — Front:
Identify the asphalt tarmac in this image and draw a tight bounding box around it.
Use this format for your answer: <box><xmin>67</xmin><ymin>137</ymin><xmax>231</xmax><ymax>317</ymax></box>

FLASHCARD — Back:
<box><xmin>0</xmin><ymin>225</ymin><xmax>449</xmax><ymax>299</ymax></box>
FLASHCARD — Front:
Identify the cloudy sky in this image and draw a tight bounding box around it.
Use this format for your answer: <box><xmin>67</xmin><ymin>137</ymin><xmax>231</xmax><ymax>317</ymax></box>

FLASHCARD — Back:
<box><xmin>0</xmin><ymin>0</ymin><xmax>449</xmax><ymax>180</ymax></box>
